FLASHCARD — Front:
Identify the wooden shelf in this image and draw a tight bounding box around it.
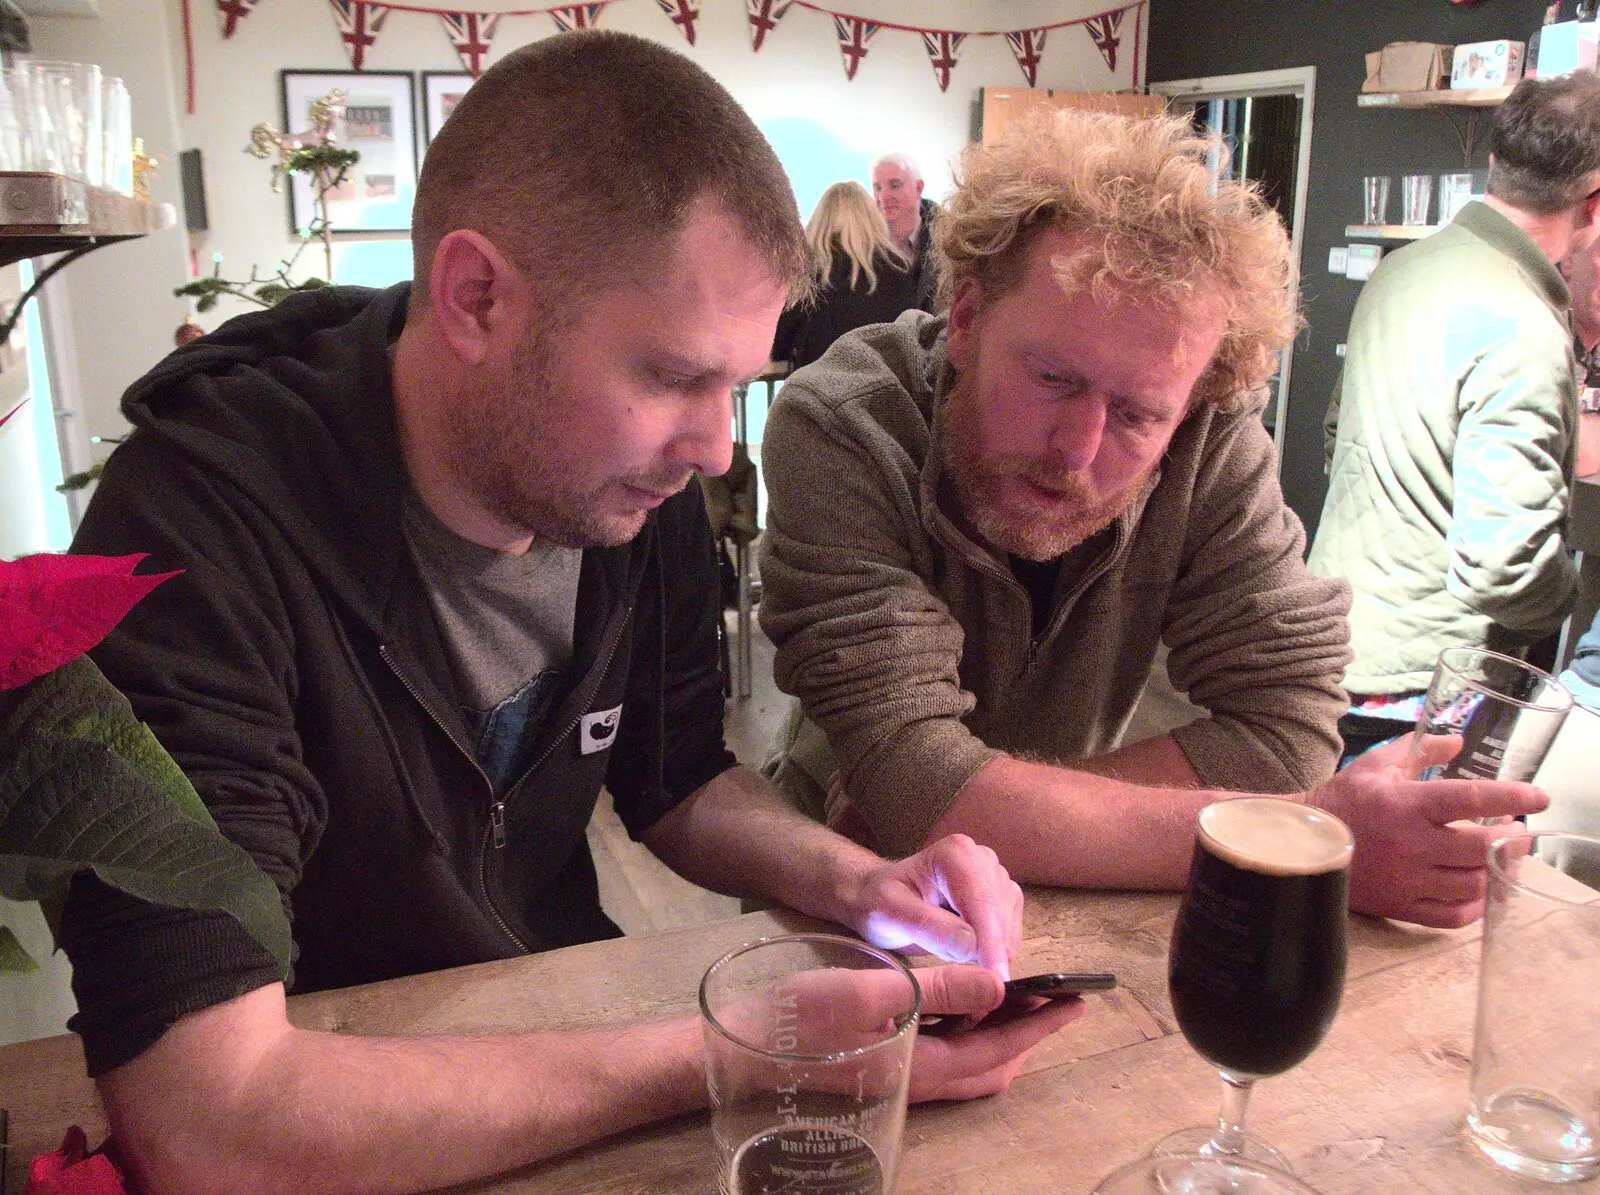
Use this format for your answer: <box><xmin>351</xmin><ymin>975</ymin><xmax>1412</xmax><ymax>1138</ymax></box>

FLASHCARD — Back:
<box><xmin>1345</xmin><ymin>224</ymin><xmax>1441</xmax><ymax>240</ymax></box>
<box><xmin>1358</xmin><ymin>85</ymin><xmax>1514</xmax><ymax>109</ymax></box>
<box><xmin>0</xmin><ymin>173</ymin><xmax>173</xmax><ymax>267</ymax></box>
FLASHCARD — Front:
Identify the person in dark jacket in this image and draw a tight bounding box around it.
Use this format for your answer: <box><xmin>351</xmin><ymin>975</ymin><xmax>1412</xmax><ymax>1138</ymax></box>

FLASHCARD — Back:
<box><xmin>771</xmin><ymin>180</ymin><xmax>930</xmax><ymax>370</ymax></box>
<box><xmin>60</xmin><ymin>32</ymin><xmax>1077</xmax><ymax>1195</ymax></box>
<box><xmin>872</xmin><ymin>152</ymin><xmax>942</xmax><ymax>300</ymax></box>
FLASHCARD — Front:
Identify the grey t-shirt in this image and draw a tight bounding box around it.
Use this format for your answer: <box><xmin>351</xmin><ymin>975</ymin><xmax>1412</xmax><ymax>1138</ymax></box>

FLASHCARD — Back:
<box><xmin>403</xmin><ymin>495</ymin><xmax>583</xmax><ymax>791</ymax></box>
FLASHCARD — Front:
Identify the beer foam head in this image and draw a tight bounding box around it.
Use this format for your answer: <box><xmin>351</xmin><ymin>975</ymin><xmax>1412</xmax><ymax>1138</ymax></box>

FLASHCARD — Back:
<box><xmin>1198</xmin><ymin>798</ymin><xmax>1354</xmax><ymax>876</ymax></box>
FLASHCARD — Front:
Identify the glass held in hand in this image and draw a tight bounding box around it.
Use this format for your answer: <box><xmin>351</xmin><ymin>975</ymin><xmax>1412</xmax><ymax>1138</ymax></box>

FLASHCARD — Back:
<box><xmin>1407</xmin><ymin>648</ymin><xmax>1572</xmax><ymax>796</ymax></box>
<box><xmin>1094</xmin><ymin>797</ymin><xmax>1354</xmax><ymax>1195</ymax></box>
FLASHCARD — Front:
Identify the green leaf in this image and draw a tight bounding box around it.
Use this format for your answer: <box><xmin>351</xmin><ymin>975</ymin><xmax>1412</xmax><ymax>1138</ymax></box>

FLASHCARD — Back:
<box><xmin>0</xmin><ymin>657</ymin><xmax>292</xmax><ymax>975</ymax></box>
<box><xmin>55</xmin><ymin>465</ymin><xmax>103</xmax><ymax>494</ymax></box>
<box><xmin>254</xmin><ymin>284</ymin><xmax>289</xmax><ymax>306</ymax></box>
<box><xmin>196</xmin><ymin>293</ymin><xmax>217</xmax><ymax>313</ymax></box>
<box><xmin>0</xmin><ymin>925</ymin><xmax>38</xmax><ymax>971</ymax></box>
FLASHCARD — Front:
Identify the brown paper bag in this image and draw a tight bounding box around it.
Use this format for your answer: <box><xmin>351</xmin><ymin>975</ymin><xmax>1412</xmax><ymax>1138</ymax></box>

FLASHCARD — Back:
<box><xmin>1362</xmin><ymin>42</ymin><xmax>1452</xmax><ymax>93</ymax></box>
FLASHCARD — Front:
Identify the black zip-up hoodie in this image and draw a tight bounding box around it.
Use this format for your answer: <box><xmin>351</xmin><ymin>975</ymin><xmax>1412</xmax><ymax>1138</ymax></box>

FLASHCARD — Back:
<box><xmin>61</xmin><ymin>285</ymin><xmax>735</xmax><ymax>1074</ymax></box>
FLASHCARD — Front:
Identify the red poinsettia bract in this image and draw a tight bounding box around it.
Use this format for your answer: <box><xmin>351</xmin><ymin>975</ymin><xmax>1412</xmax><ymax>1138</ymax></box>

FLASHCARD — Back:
<box><xmin>0</xmin><ymin>553</ymin><xmax>179</xmax><ymax>691</ymax></box>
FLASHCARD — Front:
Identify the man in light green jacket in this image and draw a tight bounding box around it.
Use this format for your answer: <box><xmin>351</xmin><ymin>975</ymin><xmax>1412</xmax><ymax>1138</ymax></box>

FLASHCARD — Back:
<box><xmin>1309</xmin><ymin>74</ymin><xmax>1600</xmax><ymax>756</ymax></box>
<box><xmin>761</xmin><ymin>108</ymin><xmax>1548</xmax><ymax>931</ymax></box>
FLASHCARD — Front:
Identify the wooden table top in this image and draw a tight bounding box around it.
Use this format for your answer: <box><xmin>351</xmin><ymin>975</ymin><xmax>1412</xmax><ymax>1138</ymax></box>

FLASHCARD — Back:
<box><xmin>0</xmin><ymin>886</ymin><xmax>1582</xmax><ymax>1194</ymax></box>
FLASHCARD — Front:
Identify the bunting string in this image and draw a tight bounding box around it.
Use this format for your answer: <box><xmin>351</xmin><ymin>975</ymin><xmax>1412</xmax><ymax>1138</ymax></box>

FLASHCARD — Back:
<box><xmin>196</xmin><ymin>0</ymin><xmax>1146</xmax><ymax>115</ymax></box>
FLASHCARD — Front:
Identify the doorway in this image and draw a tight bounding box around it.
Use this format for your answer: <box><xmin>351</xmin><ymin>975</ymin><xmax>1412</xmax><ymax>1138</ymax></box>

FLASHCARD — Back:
<box><xmin>1149</xmin><ymin>67</ymin><xmax>1316</xmax><ymax>461</ymax></box>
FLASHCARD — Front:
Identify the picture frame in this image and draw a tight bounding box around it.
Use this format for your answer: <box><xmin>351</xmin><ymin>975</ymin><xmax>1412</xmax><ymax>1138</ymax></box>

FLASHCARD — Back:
<box><xmin>422</xmin><ymin>71</ymin><xmax>478</xmax><ymax>144</ymax></box>
<box><xmin>280</xmin><ymin>69</ymin><xmax>418</xmax><ymax>234</ymax></box>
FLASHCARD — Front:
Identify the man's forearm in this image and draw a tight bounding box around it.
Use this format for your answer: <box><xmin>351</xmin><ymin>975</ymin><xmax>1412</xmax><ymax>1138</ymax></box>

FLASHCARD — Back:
<box><xmin>643</xmin><ymin>765</ymin><xmax>886</xmax><ymax>928</ymax></box>
<box><xmin>924</xmin><ymin>753</ymin><xmax>1227</xmax><ymax>890</ymax></box>
<box><xmin>101</xmin><ymin>985</ymin><xmax>706</xmax><ymax>1195</ymax></box>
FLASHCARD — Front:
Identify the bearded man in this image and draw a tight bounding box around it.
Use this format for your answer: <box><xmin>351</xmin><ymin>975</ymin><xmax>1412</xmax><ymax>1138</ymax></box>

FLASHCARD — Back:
<box><xmin>760</xmin><ymin>107</ymin><xmax>1546</xmax><ymax>931</ymax></box>
<box><xmin>53</xmin><ymin>32</ymin><xmax>1074</xmax><ymax>1195</ymax></box>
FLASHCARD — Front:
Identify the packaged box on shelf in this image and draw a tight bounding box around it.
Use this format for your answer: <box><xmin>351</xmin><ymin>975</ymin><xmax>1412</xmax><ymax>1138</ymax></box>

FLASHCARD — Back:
<box><xmin>1451</xmin><ymin>39</ymin><xmax>1524</xmax><ymax>88</ymax></box>
<box><xmin>1362</xmin><ymin>42</ymin><xmax>1452</xmax><ymax>93</ymax></box>
<box><xmin>1536</xmin><ymin>21</ymin><xmax>1598</xmax><ymax>80</ymax></box>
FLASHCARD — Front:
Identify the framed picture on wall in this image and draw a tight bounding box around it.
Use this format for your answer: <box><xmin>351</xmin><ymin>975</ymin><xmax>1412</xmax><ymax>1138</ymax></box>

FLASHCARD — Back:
<box><xmin>280</xmin><ymin>69</ymin><xmax>418</xmax><ymax>234</ymax></box>
<box><xmin>422</xmin><ymin>72</ymin><xmax>477</xmax><ymax>144</ymax></box>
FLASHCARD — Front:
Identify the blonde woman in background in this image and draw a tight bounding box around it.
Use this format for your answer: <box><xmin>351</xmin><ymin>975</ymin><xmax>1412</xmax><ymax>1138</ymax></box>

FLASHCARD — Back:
<box><xmin>771</xmin><ymin>180</ymin><xmax>934</xmax><ymax>371</ymax></box>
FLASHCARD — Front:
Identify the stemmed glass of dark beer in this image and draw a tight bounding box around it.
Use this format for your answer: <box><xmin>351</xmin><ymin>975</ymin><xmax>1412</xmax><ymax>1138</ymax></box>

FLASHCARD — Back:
<box><xmin>1095</xmin><ymin>797</ymin><xmax>1355</xmax><ymax>1195</ymax></box>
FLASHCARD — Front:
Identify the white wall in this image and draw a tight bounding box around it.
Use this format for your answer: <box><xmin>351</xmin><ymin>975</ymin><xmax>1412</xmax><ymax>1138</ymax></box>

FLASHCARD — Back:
<box><xmin>172</xmin><ymin>0</ymin><xmax>1145</xmax><ymax>329</ymax></box>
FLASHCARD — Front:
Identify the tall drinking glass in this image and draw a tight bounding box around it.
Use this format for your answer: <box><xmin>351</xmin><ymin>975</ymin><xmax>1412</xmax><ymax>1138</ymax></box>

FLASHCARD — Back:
<box><xmin>27</xmin><ymin>60</ymin><xmax>101</xmax><ymax>185</ymax></box>
<box><xmin>1467</xmin><ymin>832</ymin><xmax>1600</xmax><ymax>1183</ymax></box>
<box><xmin>102</xmin><ymin>76</ymin><xmax>131</xmax><ymax>196</ymax></box>
<box><xmin>1407</xmin><ymin>648</ymin><xmax>1572</xmax><ymax>784</ymax></box>
<box><xmin>1095</xmin><ymin>798</ymin><xmax>1354</xmax><ymax>1195</ymax></box>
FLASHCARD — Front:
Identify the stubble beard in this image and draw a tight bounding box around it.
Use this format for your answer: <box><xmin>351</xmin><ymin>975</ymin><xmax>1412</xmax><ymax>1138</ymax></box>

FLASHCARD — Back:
<box><xmin>937</xmin><ymin>369</ymin><xmax>1150</xmax><ymax>563</ymax></box>
<box><xmin>445</xmin><ymin>336</ymin><xmax>677</xmax><ymax>549</ymax></box>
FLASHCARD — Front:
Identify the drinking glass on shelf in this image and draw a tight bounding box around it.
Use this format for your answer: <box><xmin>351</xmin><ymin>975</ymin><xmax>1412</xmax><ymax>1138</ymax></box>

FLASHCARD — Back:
<box><xmin>102</xmin><ymin>76</ymin><xmax>131</xmax><ymax>196</ymax></box>
<box><xmin>3</xmin><ymin>64</ymin><xmax>62</xmax><ymax>173</ymax></box>
<box><xmin>700</xmin><ymin>933</ymin><xmax>918</xmax><ymax>1195</ymax></box>
<box><xmin>1361</xmin><ymin>175</ymin><xmax>1391</xmax><ymax>225</ymax></box>
<box><xmin>1407</xmin><ymin>648</ymin><xmax>1572</xmax><ymax>784</ymax></box>
<box><xmin>1094</xmin><ymin>798</ymin><xmax>1354</xmax><ymax>1195</ymax></box>
<box><xmin>1401</xmin><ymin>173</ymin><xmax>1433</xmax><ymax>226</ymax></box>
<box><xmin>1439</xmin><ymin>172</ymin><xmax>1475</xmax><ymax>224</ymax></box>
<box><xmin>28</xmin><ymin>60</ymin><xmax>101</xmax><ymax>185</ymax></box>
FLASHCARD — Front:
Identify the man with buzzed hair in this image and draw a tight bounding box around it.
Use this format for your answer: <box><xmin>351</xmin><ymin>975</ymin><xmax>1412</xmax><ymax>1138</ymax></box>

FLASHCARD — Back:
<box><xmin>872</xmin><ymin>151</ymin><xmax>940</xmax><ymax>297</ymax></box>
<box><xmin>58</xmin><ymin>31</ymin><xmax>1074</xmax><ymax>1194</ymax></box>
<box><xmin>1311</xmin><ymin>72</ymin><xmax>1600</xmax><ymax>756</ymax></box>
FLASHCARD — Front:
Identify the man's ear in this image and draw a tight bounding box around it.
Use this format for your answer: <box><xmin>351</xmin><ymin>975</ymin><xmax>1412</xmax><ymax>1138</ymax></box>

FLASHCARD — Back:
<box><xmin>914</xmin><ymin>178</ymin><xmax>925</xmax><ymax>202</ymax></box>
<box><xmin>945</xmin><ymin>278</ymin><xmax>984</xmax><ymax>370</ymax></box>
<box><xmin>1582</xmin><ymin>171</ymin><xmax>1600</xmax><ymax>229</ymax></box>
<box><xmin>426</xmin><ymin>229</ymin><xmax>526</xmax><ymax>367</ymax></box>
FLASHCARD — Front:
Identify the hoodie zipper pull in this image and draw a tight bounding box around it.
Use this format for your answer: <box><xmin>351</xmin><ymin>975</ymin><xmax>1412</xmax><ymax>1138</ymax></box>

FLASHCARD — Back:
<box><xmin>490</xmin><ymin>799</ymin><xmax>507</xmax><ymax>849</ymax></box>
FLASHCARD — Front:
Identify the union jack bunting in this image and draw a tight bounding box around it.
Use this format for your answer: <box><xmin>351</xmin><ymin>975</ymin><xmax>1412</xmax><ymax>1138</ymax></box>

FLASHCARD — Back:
<box><xmin>328</xmin><ymin>0</ymin><xmax>389</xmax><ymax>70</ymax></box>
<box><xmin>1085</xmin><ymin>10</ymin><xmax>1124</xmax><ymax>73</ymax></box>
<box><xmin>745</xmin><ymin>0</ymin><xmax>793</xmax><ymax>52</ymax></box>
<box><xmin>1004</xmin><ymin>28</ymin><xmax>1048</xmax><ymax>87</ymax></box>
<box><xmin>216</xmin><ymin>0</ymin><xmax>264</xmax><ymax>38</ymax></box>
<box><xmin>654</xmin><ymin>0</ymin><xmax>701</xmax><ymax>45</ymax></box>
<box><xmin>921</xmin><ymin>30</ymin><xmax>967</xmax><ymax>93</ymax></box>
<box><xmin>549</xmin><ymin>3</ymin><xmax>607</xmax><ymax>33</ymax></box>
<box><xmin>832</xmin><ymin>15</ymin><xmax>879</xmax><ymax>81</ymax></box>
<box><xmin>438</xmin><ymin>12</ymin><xmax>499</xmax><ymax>76</ymax></box>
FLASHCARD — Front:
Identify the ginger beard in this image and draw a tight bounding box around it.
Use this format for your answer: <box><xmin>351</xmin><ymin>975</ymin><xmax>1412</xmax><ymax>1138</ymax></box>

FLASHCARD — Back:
<box><xmin>936</xmin><ymin>362</ymin><xmax>1158</xmax><ymax>563</ymax></box>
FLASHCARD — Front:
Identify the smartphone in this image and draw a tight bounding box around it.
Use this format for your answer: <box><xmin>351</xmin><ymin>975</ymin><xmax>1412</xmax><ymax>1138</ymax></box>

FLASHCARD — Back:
<box><xmin>920</xmin><ymin>971</ymin><xmax>1116</xmax><ymax>1036</ymax></box>
<box><xmin>1002</xmin><ymin>971</ymin><xmax>1117</xmax><ymax>1002</ymax></box>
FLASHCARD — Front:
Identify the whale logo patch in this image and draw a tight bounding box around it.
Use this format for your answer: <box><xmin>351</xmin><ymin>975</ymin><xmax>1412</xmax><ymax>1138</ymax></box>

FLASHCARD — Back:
<box><xmin>580</xmin><ymin>705</ymin><xmax>623</xmax><ymax>755</ymax></box>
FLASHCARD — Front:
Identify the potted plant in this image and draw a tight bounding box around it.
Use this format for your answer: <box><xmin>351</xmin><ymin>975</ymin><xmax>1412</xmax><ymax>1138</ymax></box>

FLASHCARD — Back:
<box><xmin>0</xmin><ymin>550</ymin><xmax>289</xmax><ymax>977</ymax></box>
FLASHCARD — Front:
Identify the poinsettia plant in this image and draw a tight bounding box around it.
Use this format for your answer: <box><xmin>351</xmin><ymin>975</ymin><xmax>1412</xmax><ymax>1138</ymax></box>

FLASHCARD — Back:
<box><xmin>0</xmin><ymin>552</ymin><xmax>290</xmax><ymax>974</ymax></box>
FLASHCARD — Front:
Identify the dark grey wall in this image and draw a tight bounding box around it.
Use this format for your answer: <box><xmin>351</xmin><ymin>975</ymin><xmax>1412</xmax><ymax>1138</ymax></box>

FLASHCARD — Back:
<box><xmin>1148</xmin><ymin>0</ymin><xmax>1552</xmax><ymax>542</ymax></box>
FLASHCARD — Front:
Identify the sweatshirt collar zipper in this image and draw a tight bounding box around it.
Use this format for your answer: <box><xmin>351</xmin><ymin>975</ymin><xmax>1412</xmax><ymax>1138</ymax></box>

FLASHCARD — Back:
<box><xmin>379</xmin><ymin>644</ymin><xmax>528</xmax><ymax>952</ymax></box>
<box><xmin>471</xmin><ymin>606</ymin><xmax>629</xmax><ymax>951</ymax></box>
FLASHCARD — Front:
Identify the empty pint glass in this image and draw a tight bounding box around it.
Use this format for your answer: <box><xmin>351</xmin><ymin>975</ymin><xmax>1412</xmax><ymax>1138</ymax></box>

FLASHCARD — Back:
<box><xmin>1467</xmin><ymin>833</ymin><xmax>1600</xmax><ymax>1183</ymax></box>
<box><xmin>1408</xmin><ymin>648</ymin><xmax>1572</xmax><ymax>784</ymax></box>
<box><xmin>700</xmin><ymin>934</ymin><xmax>918</xmax><ymax>1194</ymax></box>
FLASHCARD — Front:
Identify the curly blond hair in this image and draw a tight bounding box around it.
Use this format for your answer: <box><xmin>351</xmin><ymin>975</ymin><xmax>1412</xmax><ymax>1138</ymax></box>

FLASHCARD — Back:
<box><xmin>936</xmin><ymin>107</ymin><xmax>1299</xmax><ymax>410</ymax></box>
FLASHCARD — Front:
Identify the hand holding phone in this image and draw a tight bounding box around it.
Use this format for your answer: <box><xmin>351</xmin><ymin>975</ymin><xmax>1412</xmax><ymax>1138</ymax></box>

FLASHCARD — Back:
<box><xmin>919</xmin><ymin>971</ymin><xmax>1115</xmax><ymax>1037</ymax></box>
